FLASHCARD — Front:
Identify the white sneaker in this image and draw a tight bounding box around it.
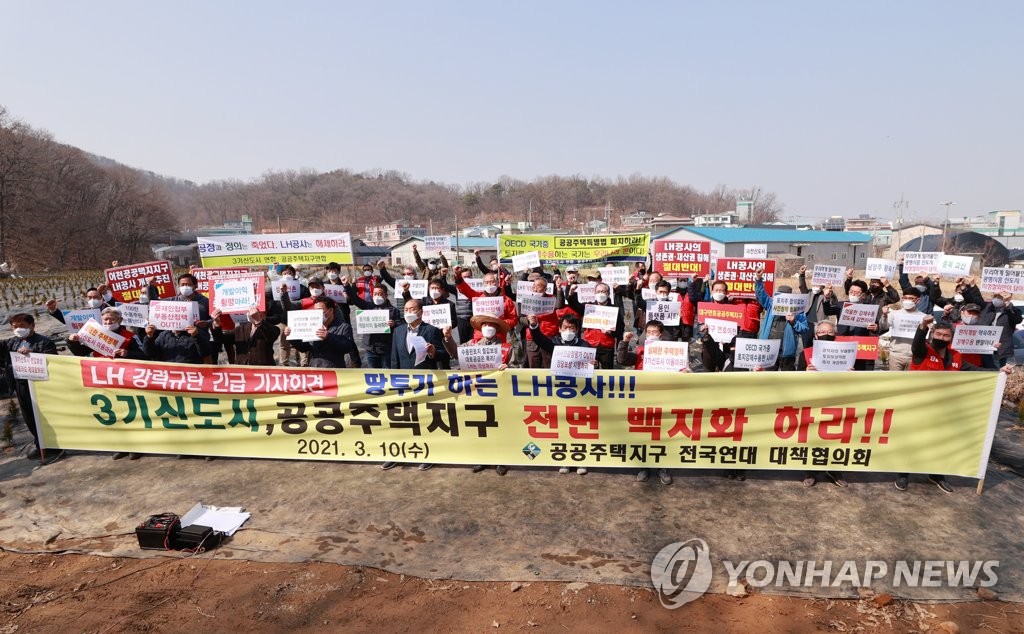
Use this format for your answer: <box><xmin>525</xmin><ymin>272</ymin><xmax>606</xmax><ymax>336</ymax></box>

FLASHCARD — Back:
<box><xmin>576</xmin><ymin>467</ymin><xmax>588</xmax><ymax>475</ymax></box>
<box><xmin>558</xmin><ymin>467</ymin><xmax>570</xmax><ymax>474</ymax></box>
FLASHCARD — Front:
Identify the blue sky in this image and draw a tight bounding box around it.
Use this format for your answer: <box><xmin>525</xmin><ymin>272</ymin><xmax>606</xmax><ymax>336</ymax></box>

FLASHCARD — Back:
<box><xmin>3</xmin><ymin>1</ymin><xmax>1021</xmax><ymax>223</ymax></box>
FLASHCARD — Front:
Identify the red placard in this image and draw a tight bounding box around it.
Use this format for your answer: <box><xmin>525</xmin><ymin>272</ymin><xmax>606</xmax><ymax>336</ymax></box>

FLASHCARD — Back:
<box><xmin>191</xmin><ymin>266</ymin><xmax>251</xmax><ymax>294</ymax></box>
<box><xmin>104</xmin><ymin>260</ymin><xmax>175</xmax><ymax>303</ymax></box>
<box><xmin>652</xmin><ymin>240</ymin><xmax>711</xmax><ymax>277</ymax></box>
<box><xmin>835</xmin><ymin>336</ymin><xmax>879</xmax><ymax>361</ymax></box>
<box><xmin>713</xmin><ymin>258</ymin><xmax>775</xmax><ymax>299</ymax></box>
<box><xmin>696</xmin><ymin>302</ymin><xmax>745</xmax><ymax>324</ymax></box>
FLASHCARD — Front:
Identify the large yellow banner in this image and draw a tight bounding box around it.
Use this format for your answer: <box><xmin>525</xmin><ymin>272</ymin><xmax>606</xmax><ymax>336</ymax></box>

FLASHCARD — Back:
<box><xmin>497</xmin><ymin>233</ymin><xmax>650</xmax><ymax>265</ymax></box>
<box><xmin>31</xmin><ymin>356</ymin><xmax>1004</xmax><ymax>478</ymax></box>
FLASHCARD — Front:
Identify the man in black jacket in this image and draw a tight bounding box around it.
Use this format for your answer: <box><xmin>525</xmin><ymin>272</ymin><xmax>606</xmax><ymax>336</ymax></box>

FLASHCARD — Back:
<box><xmin>286</xmin><ymin>297</ymin><xmax>356</xmax><ymax>369</ymax></box>
<box><xmin>3</xmin><ymin>313</ymin><xmax>62</xmax><ymax>464</ymax></box>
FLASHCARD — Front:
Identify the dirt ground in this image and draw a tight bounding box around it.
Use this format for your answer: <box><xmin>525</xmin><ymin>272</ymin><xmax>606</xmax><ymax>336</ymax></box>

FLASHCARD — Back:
<box><xmin>0</xmin><ymin>552</ymin><xmax>1021</xmax><ymax>634</ymax></box>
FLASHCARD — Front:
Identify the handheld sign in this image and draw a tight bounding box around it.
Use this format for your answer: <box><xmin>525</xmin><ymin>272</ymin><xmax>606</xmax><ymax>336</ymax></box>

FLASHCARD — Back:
<box><xmin>424</xmin><ymin>235</ymin><xmax>451</xmax><ymax>252</ymax></box>
<box><xmin>287</xmin><ymin>309</ymin><xmax>324</xmax><ymax>341</ymax></box>
<box><xmin>582</xmin><ymin>304</ymin><xmax>619</xmax><ymax>330</ymax></box>
<box><xmin>518</xmin><ymin>293</ymin><xmax>557</xmax><ymax>316</ymax></box>
<box><xmin>323</xmin><ymin>284</ymin><xmax>349</xmax><ymax>304</ymax></box>
<box><xmin>646</xmin><ymin>300</ymin><xmax>681</xmax><ymax>326</ymax></box>
<box><xmin>981</xmin><ymin>267</ymin><xmax>1024</xmax><ymax>294</ymax></box>
<box><xmin>744</xmin><ymin>244</ymin><xmax>768</xmax><ymax>259</ymax></box>
<box><xmin>952</xmin><ymin>325</ymin><xmax>1002</xmax><ymax>354</ymax></box>
<box><xmin>810</xmin><ymin>265</ymin><xmax>845</xmax><ymax>287</ymax></box>
<box><xmin>354</xmin><ymin>309</ymin><xmax>392</xmax><ymax>335</ymax></box>
<box><xmin>271</xmin><ymin>279</ymin><xmax>302</xmax><ymax>301</ymax></box>
<box><xmin>771</xmin><ymin>293</ymin><xmax>808</xmax><ymax>317</ymax></box>
<box><xmin>652</xmin><ymin>239</ymin><xmax>711</xmax><ymax>277</ymax></box>
<box><xmin>938</xmin><ymin>254</ymin><xmax>973</xmax><ymax>278</ymax></box>
<box><xmin>511</xmin><ymin>251</ymin><xmax>542</xmax><ymax>273</ymax></box>
<box><xmin>458</xmin><ymin>344</ymin><xmax>503</xmax><ymax>370</ymax></box>
<box><xmin>550</xmin><ymin>346</ymin><xmax>596</xmax><ymax>378</ymax></box>
<box><xmin>77</xmin><ymin>319</ymin><xmax>127</xmax><ymax>357</ymax></box>
<box><xmin>642</xmin><ymin>341</ymin><xmax>689</xmax><ymax>372</ymax></box>
<box><xmin>118</xmin><ymin>303</ymin><xmax>150</xmax><ymax>328</ymax></box>
<box><xmin>865</xmin><ymin>258</ymin><xmax>897</xmax><ymax>280</ymax></box>
<box><xmin>63</xmin><ymin>309</ymin><xmax>102</xmax><ymax>333</ymax></box>
<box><xmin>147</xmin><ymin>301</ymin><xmax>199</xmax><ymax>331</ymax></box>
<box><xmin>601</xmin><ymin>266</ymin><xmax>630</xmax><ymax>286</ymax></box>
<box><xmin>472</xmin><ymin>296</ymin><xmax>504</xmax><ymax>318</ymax></box>
<box><xmin>733</xmin><ymin>338</ymin><xmax>780</xmax><ymax>370</ymax></box>
<box><xmin>402</xmin><ymin>279</ymin><xmax>429</xmax><ymax>299</ymax></box>
<box><xmin>889</xmin><ymin>311</ymin><xmax>925</xmax><ymax>339</ymax></box>
<box><xmin>10</xmin><ymin>352</ymin><xmax>48</xmax><ymax>380</ymax></box>
<box><xmin>421</xmin><ymin>304</ymin><xmax>453</xmax><ymax>330</ymax></box>
<box><xmin>704</xmin><ymin>318</ymin><xmax>738</xmax><ymax>344</ymax></box>
<box><xmin>212</xmin><ymin>279</ymin><xmax>259</xmax><ymax>314</ymax></box>
<box><xmin>811</xmin><ymin>340</ymin><xmax>858</xmax><ymax>371</ymax></box>
<box><xmin>901</xmin><ymin>252</ymin><xmax>943</xmax><ymax>275</ymax></box>
<box><xmin>838</xmin><ymin>303</ymin><xmax>880</xmax><ymax>328</ymax></box>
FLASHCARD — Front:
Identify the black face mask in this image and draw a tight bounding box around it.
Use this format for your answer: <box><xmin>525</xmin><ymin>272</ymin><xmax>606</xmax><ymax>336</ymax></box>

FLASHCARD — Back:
<box><xmin>932</xmin><ymin>338</ymin><xmax>950</xmax><ymax>350</ymax></box>
<box><xmin>816</xmin><ymin>335</ymin><xmax>836</xmax><ymax>342</ymax></box>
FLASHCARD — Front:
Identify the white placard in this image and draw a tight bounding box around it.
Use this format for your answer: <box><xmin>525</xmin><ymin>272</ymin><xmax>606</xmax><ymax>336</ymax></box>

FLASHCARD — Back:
<box><xmin>901</xmin><ymin>252</ymin><xmax>943</xmax><ymax>275</ymax></box>
<box><xmin>401</xmin><ymin>279</ymin><xmax>429</xmax><ymax>299</ymax></box>
<box><xmin>705</xmin><ymin>318</ymin><xmax>738</xmax><ymax>344</ymax></box>
<box><xmin>642</xmin><ymin>341</ymin><xmax>689</xmax><ymax>372</ymax></box>
<box><xmin>889</xmin><ymin>311</ymin><xmax>925</xmax><ymax>338</ymax></box>
<box><xmin>424</xmin><ymin>235</ymin><xmax>451</xmax><ymax>252</ymax></box>
<box><xmin>77</xmin><ymin>319</ymin><xmax>127</xmax><ymax>357</ymax></box>
<box><xmin>981</xmin><ymin>267</ymin><xmax>1024</xmax><ymax>294</ymax></box>
<box><xmin>865</xmin><ymin>258</ymin><xmax>897</xmax><ymax>280</ymax></box>
<box><xmin>355</xmin><ymin>309</ymin><xmax>392</xmax><ymax>335</ymax></box>
<box><xmin>10</xmin><ymin>351</ymin><xmax>48</xmax><ymax>380</ymax></box>
<box><xmin>952</xmin><ymin>325</ymin><xmax>1002</xmax><ymax>354</ymax></box>
<box><xmin>287</xmin><ymin>309</ymin><xmax>324</xmax><ymax>341</ymax></box>
<box><xmin>270</xmin><ymin>279</ymin><xmax>302</xmax><ymax>301</ymax></box>
<box><xmin>213</xmin><ymin>279</ymin><xmax>258</xmax><ymax>314</ymax></box>
<box><xmin>511</xmin><ymin>251</ymin><xmax>542</xmax><ymax>272</ymax></box>
<box><xmin>938</xmin><ymin>254</ymin><xmax>973</xmax><ymax>277</ymax></box>
<box><xmin>516</xmin><ymin>280</ymin><xmax>554</xmax><ymax>296</ymax></box>
<box><xmin>771</xmin><ymin>293</ymin><xmax>809</xmax><ymax>317</ymax></box>
<box><xmin>457</xmin><ymin>277</ymin><xmax>485</xmax><ymax>299</ymax></box>
<box><xmin>646</xmin><ymin>300</ymin><xmax>681</xmax><ymax>326</ymax></box>
<box><xmin>582</xmin><ymin>304</ymin><xmax>619</xmax><ymax>331</ymax></box>
<box><xmin>148</xmin><ymin>301</ymin><xmax>199</xmax><ymax>331</ymax></box>
<box><xmin>550</xmin><ymin>345</ymin><xmax>596</xmax><ymax>377</ymax></box>
<box><xmin>602</xmin><ymin>266</ymin><xmax>630</xmax><ymax>286</ymax></box>
<box><xmin>518</xmin><ymin>292</ymin><xmax>557</xmax><ymax>316</ymax></box>
<box><xmin>810</xmin><ymin>265</ymin><xmax>845</xmax><ymax>287</ymax></box>
<box><xmin>576</xmin><ymin>283</ymin><xmax>597</xmax><ymax>303</ymax></box>
<box><xmin>640</xmin><ymin>287</ymin><xmax>658</xmax><ymax>301</ymax></box>
<box><xmin>118</xmin><ymin>303</ymin><xmax>150</xmax><ymax>328</ymax></box>
<box><xmin>63</xmin><ymin>309</ymin><xmax>102</xmax><ymax>333</ymax></box>
<box><xmin>323</xmin><ymin>283</ymin><xmax>348</xmax><ymax>304</ymax></box>
<box><xmin>811</xmin><ymin>341</ymin><xmax>858</xmax><ymax>371</ymax></box>
<box><xmin>458</xmin><ymin>344</ymin><xmax>503</xmax><ymax>370</ymax></box>
<box><xmin>744</xmin><ymin>244</ymin><xmax>768</xmax><ymax>259</ymax></box>
<box><xmin>472</xmin><ymin>296</ymin><xmax>505</xmax><ymax>318</ymax></box>
<box><xmin>838</xmin><ymin>303</ymin><xmax>880</xmax><ymax>328</ymax></box>
<box><xmin>421</xmin><ymin>304</ymin><xmax>452</xmax><ymax>330</ymax></box>
<box><xmin>733</xmin><ymin>337</ymin><xmax>780</xmax><ymax>370</ymax></box>
<box><xmin>408</xmin><ymin>335</ymin><xmax>428</xmax><ymax>365</ymax></box>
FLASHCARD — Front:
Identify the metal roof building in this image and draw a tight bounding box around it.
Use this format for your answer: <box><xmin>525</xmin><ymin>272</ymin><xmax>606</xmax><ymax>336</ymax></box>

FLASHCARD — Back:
<box><xmin>655</xmin><ymin>226</ymin><xmax>874</xmax><ymax>266</ymax></box>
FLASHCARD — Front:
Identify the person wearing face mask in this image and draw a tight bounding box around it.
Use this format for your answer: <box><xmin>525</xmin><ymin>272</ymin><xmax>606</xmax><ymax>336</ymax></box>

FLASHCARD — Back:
<box><xmin>376</xmin><ymin>259</ymin><xmax>420</xmax><ymax>313</ymax></box>
<box><xmin>412</xmin><ymin>279</ymin><xmax>458</xmax><ymax>366</ymax></box>
<box><xmin>979</xmin><ymin>290</ymin><xmax>1021</xmax><ymax>368</ymax></box>
<box><xmin>342</xmin><ymin>282</ymin><xmax>401</xmax><ymax>369</ymax></box>
<box><xmin>565</xmin><ymin>280</ymin><xmax>624</xmax><ymax>370</ymax></box>
<box><xmin>68</xmin><ymin>307</ymin><xmax>147</xmax><ymax>361</ymax></box>
<box><xmin>896</xmin><ymin>257</ymin><xmax>939</xmax><ymax>314</ymax></box>
<box><xmin>632</xmin><ymin>270</ymin><xmax>663</xmax><ymax>334</ymax></box>
<box><xmin>461</xmin><ymin>315</ymin><xmax>513</xmax><ymax>475</ymax></box>
<box><xmin>95</xmin><ymin>284</ymin><xmax>117</xmax><ymax>308</ymax></box>
<box><xmin>171</xmin><ymin>273</ymin><xmax>214</xmax><ymax>364</ymax></box>
<box><xmin>798</xmin><ymin>266</ymin><xmax>835</xmax><ymax>338</ymax></box>
<box><xmin>46</xmin><ymin>287</ymin><xmax>107</xmax><ymax>326</ymax></box>
<box><xmin>818</xmin><ymin>280</ymin><xmax>887</xmax><ymax>371</ymax></box>
<box><xmin>452</xmin><ymin>268</ymin><xmax>477</xmax><ymax>344</ymax></box>
<box><xmin>453</xmin><ymin>267</ymin><xmax>519</xmax><ymax>343</ymax></box>
<box><xmin>354</xmin><ymin>263</ymin><xmax>383</xmax><ymax>304</ymax></box>
<box><xmin>473</xmin><ymin>249</ymin><xmax>511</xmax><ymax>289</ymax></box>
<box><xmin>285</xmin><ymin>297</ymin><xmax>356</xmax><ymax>369</ymax></box>
<box><xmin>877</xmin><ymin>287</ymin><xmax>923</xmax><ymax>371</ymax></box>
<box><xmin>799</xmin><ymin>321</ymin><xmax>850</xmax><ymax>488</ymax></box>
<box><xmin>3</xmin><ymin>313</ymin><xmax>62</xmax><ymax>464</ymax></box>
<box><xmin>231</xmin><ymin>306</ymin><xmax>279</xmax><ymax>366</ymax></box>
<box><xmin>754</xmin><ymin>270</ymin><xmax>808</xmax><ymax>371</ymax></box>
<box><xmin>411</xmin><ymin>242</ymin><xmax>452</xmax><ymax>284</ymax></box>
<box><xmin>322</xmin><ymin>263</ymin><xmax>353</xmax><ymax>326</ymax></box>
<box><xmin>518</xmin><ymin>275</ymin><xmax>563</xmax><ymax>368</ymax></box>
<box><xmin>842</xmin><ymin>267</ymin><xmax>899</xmax><ymax>309</ymax></box>
<box><xmin>265</xmin><ymin>265</ymin><xmax>310</xmax><ymax>366</ymax></box>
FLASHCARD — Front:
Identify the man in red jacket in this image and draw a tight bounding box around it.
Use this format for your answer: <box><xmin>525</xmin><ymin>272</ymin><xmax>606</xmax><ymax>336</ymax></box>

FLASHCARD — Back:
<box><xmin>454</xmin><ymin>267</ymin><xmax>518</xmax><ymax>343</ymax></box>
<box><xmin>566</xmin><ymin>281</ymin><xmax>624</xmax><ymax>369</ymax></box>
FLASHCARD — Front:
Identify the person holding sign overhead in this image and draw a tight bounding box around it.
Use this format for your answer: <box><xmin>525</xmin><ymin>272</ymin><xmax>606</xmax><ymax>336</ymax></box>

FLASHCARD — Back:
<box><xmin>342</xmin><ymin>279</ymin><xmax>401</xmax><ymax>369</ymax></box>
<box><xmin>565</xmin><ymin>281</ymin><xmax>623</xmax><ymax>370</ymax></box>
<box><xmin>454</xmin><ymin>267</ymin><xmax>518</xmax><ymax>343</ymax></box>
<box><xmin>979</xmin><ymin>289</ymin><xmax>1021</xmax><ymax>369</ymax></box>
<box><xmin>754</xmin><ymin>270</ymin><xmax>808</xmax><ymax>371</ymax></box>
<box><xmin>820</xmin><ymin>280</ymin><xmax>888</xmax><ymax>371</ymax></box>
<box><xmin>3</xmin><ymin>313</ymin><xmax>62</xmax><ymax>465</ymax></box>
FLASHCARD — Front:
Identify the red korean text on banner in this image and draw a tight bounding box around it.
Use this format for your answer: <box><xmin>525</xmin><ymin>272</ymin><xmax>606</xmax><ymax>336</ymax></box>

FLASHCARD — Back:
<box><xmin>191</xmin><ymin>267</ymin><xmax>251</xmax><ymax>294</ymax></box>
<box><xmin>713</xmin><ymin>258</ymin><xmax>775</xmax><ymax>300</ymax></box>
<box><xmin>652</xmin><ymin>240</ymin><xmax>711</xmax><ymax>278</ymax></box>
<box><xmin>835</xmin><ymin>336</ymin><xmax>880</xmax><ymax>361</ymax></box>
<box><xmin>104</xmin><ymin>260</ymin><xmax>175</xmax><ymax>303</ymax></box>
<box><xmin>696</xmin><ymin>302</ymin><xmax>745</xmax><ymax>325</ymax></box>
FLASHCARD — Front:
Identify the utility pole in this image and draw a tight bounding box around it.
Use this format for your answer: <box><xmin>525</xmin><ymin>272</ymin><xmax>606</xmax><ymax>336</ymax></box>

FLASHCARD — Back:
<box><xmin>940</xmin><ymin>201</ymin><xmax>956</xmax><ymax>248</ymax></box>
<box><xmin>528</xmin><ymin>199</ymin><xmax>532</xmax><ymax>230</ymax></box>
<box><xmin>604</xmin><ymin>200</ymin><xmax>612</xmax><ymax>233</ymax></box>
<box><xmin>893</xmin><ymin>194</ymin><xmax>909</xmax><ymax>255</ymax></box>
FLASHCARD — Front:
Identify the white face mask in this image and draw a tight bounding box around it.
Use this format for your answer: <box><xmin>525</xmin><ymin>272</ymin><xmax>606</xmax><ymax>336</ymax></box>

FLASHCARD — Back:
<box><xmin>428</xmin><ymin>263</ymin><xmax>438</xmax><ymax>270</ymax></box>
<box><xmin>327</xmin><ymin>272</ymin><xmax>340</xmax><ymax>281</ymax></box>
<box><xmin>961</xmin><ymin>315</ymin><xmax>977</xmax><ymax>325</ymax></box>
<box><xmin>648</xmin><ymin>282</ymin><xmax>658</xmax><ymax>289</ymax></box>
<box><xmin>848</xmin><ymin>294</ymin><xmax>862</xmax><ymax>304</ymax></box>
<box><xmin>484</xmin><ymin>285</ymin><xmax>499</xmax><ymax>294</ymax></box>
<box><xmin>363</xmin><ymin>270</ymin><xmax>372</xmax><ymax>277</ymax></box>
<box><xmin>138</xmin><ymin>295</ymin><xmax>150</xmax><ymax>305</ymax></box>
<box><xmin>481</xmin><ymin>325</ymin><xmax>497</xmax><ymax>339</ymax></box>
<box><xmin>404</xmin><ymin>312</ymin><xmax>419</xmax><ymax>324</ymax></box>
<box><xmin>657</xmin><ymin>294</ymin><xmax>669</xmax><ymax>301</ymax></box>
<box><xmin>179</xmin><ymin>285</ymin><xmax>194</xmax><ymax>297</ymax></box>
<box><xmin>902</xmin><ymin>300</ymin><xmax>917</xmax><ymax>311</ymax></box>
<box><xmin>429</xmin><ymin>289</ymin><xmax>442</xmax><ymax>300</ymax></box>
<box><xmin>13</xmin><ymin>327</ymin><xmax>30</xmax><ymax>339</ymax></box>
<box><xmin>712</xmin><ymin>292</ymin><xmax>726</xmax><ymax>302</ymax></box>
<box><xmin>88</xmin><ymin>298</ymin><xmax>103</xmax><ymax>309</ymax></box>
<box><xmin>812</xmin><ymin>287</ymin><xmax>822</xmax><ymax>295</ymax></box>
<box><xmin>282</xmin><ymin>274</ymin><xmax>295</xmax><ymax>282</ymax></box>
<box><xmin>646</xmin><ymin>334</ymin><xmax>660</xmax><ymax>343</ymax></box>
<box><xmin>373</xmin><ymin>295</ymin><xmax>386</xmax><ymax>306</ymax></box>
<box><xmin>992</xmin><ymin>298</ymin><xmax>1005</xmax><ymax>309</ymax></box>
<box><xmin>310</xmin><ymin>288</ymin><xmax>323</xmax><ymax>297</ymax></box>
<box><xmin>560</xmin><ymin>330</ymin><xmax>577</xmax><ymax>342</ymax></box>
<box><xmin>954</xmin><ymin>294</ymin><xmax>964</xmax><ymax>303</ymax></box>
<box><xmin>403</xmin><ymin>274</ymin><xmax>415</xmax><ymax>280</ymax></box>
<box><xmin>594</xmin><ymin>293</ymin><xmax>609</xmax><ymax>303</ymax></box>
<box><xmin>102</xmin><ymin>292</ymin><xmax>113</xmax><ymax>302</ymax></box>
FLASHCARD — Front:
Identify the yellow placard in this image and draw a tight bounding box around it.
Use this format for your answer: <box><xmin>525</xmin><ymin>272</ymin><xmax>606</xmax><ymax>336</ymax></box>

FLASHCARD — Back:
<box><xmin>32</xmin><ymin>356</ymin><xmax>1003</xmax><ymax>478</ymax></box>
<box><xmin>498</xmin><ymin>233</ymin><xmax>649</xmax><ymax>265</ymax></box>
